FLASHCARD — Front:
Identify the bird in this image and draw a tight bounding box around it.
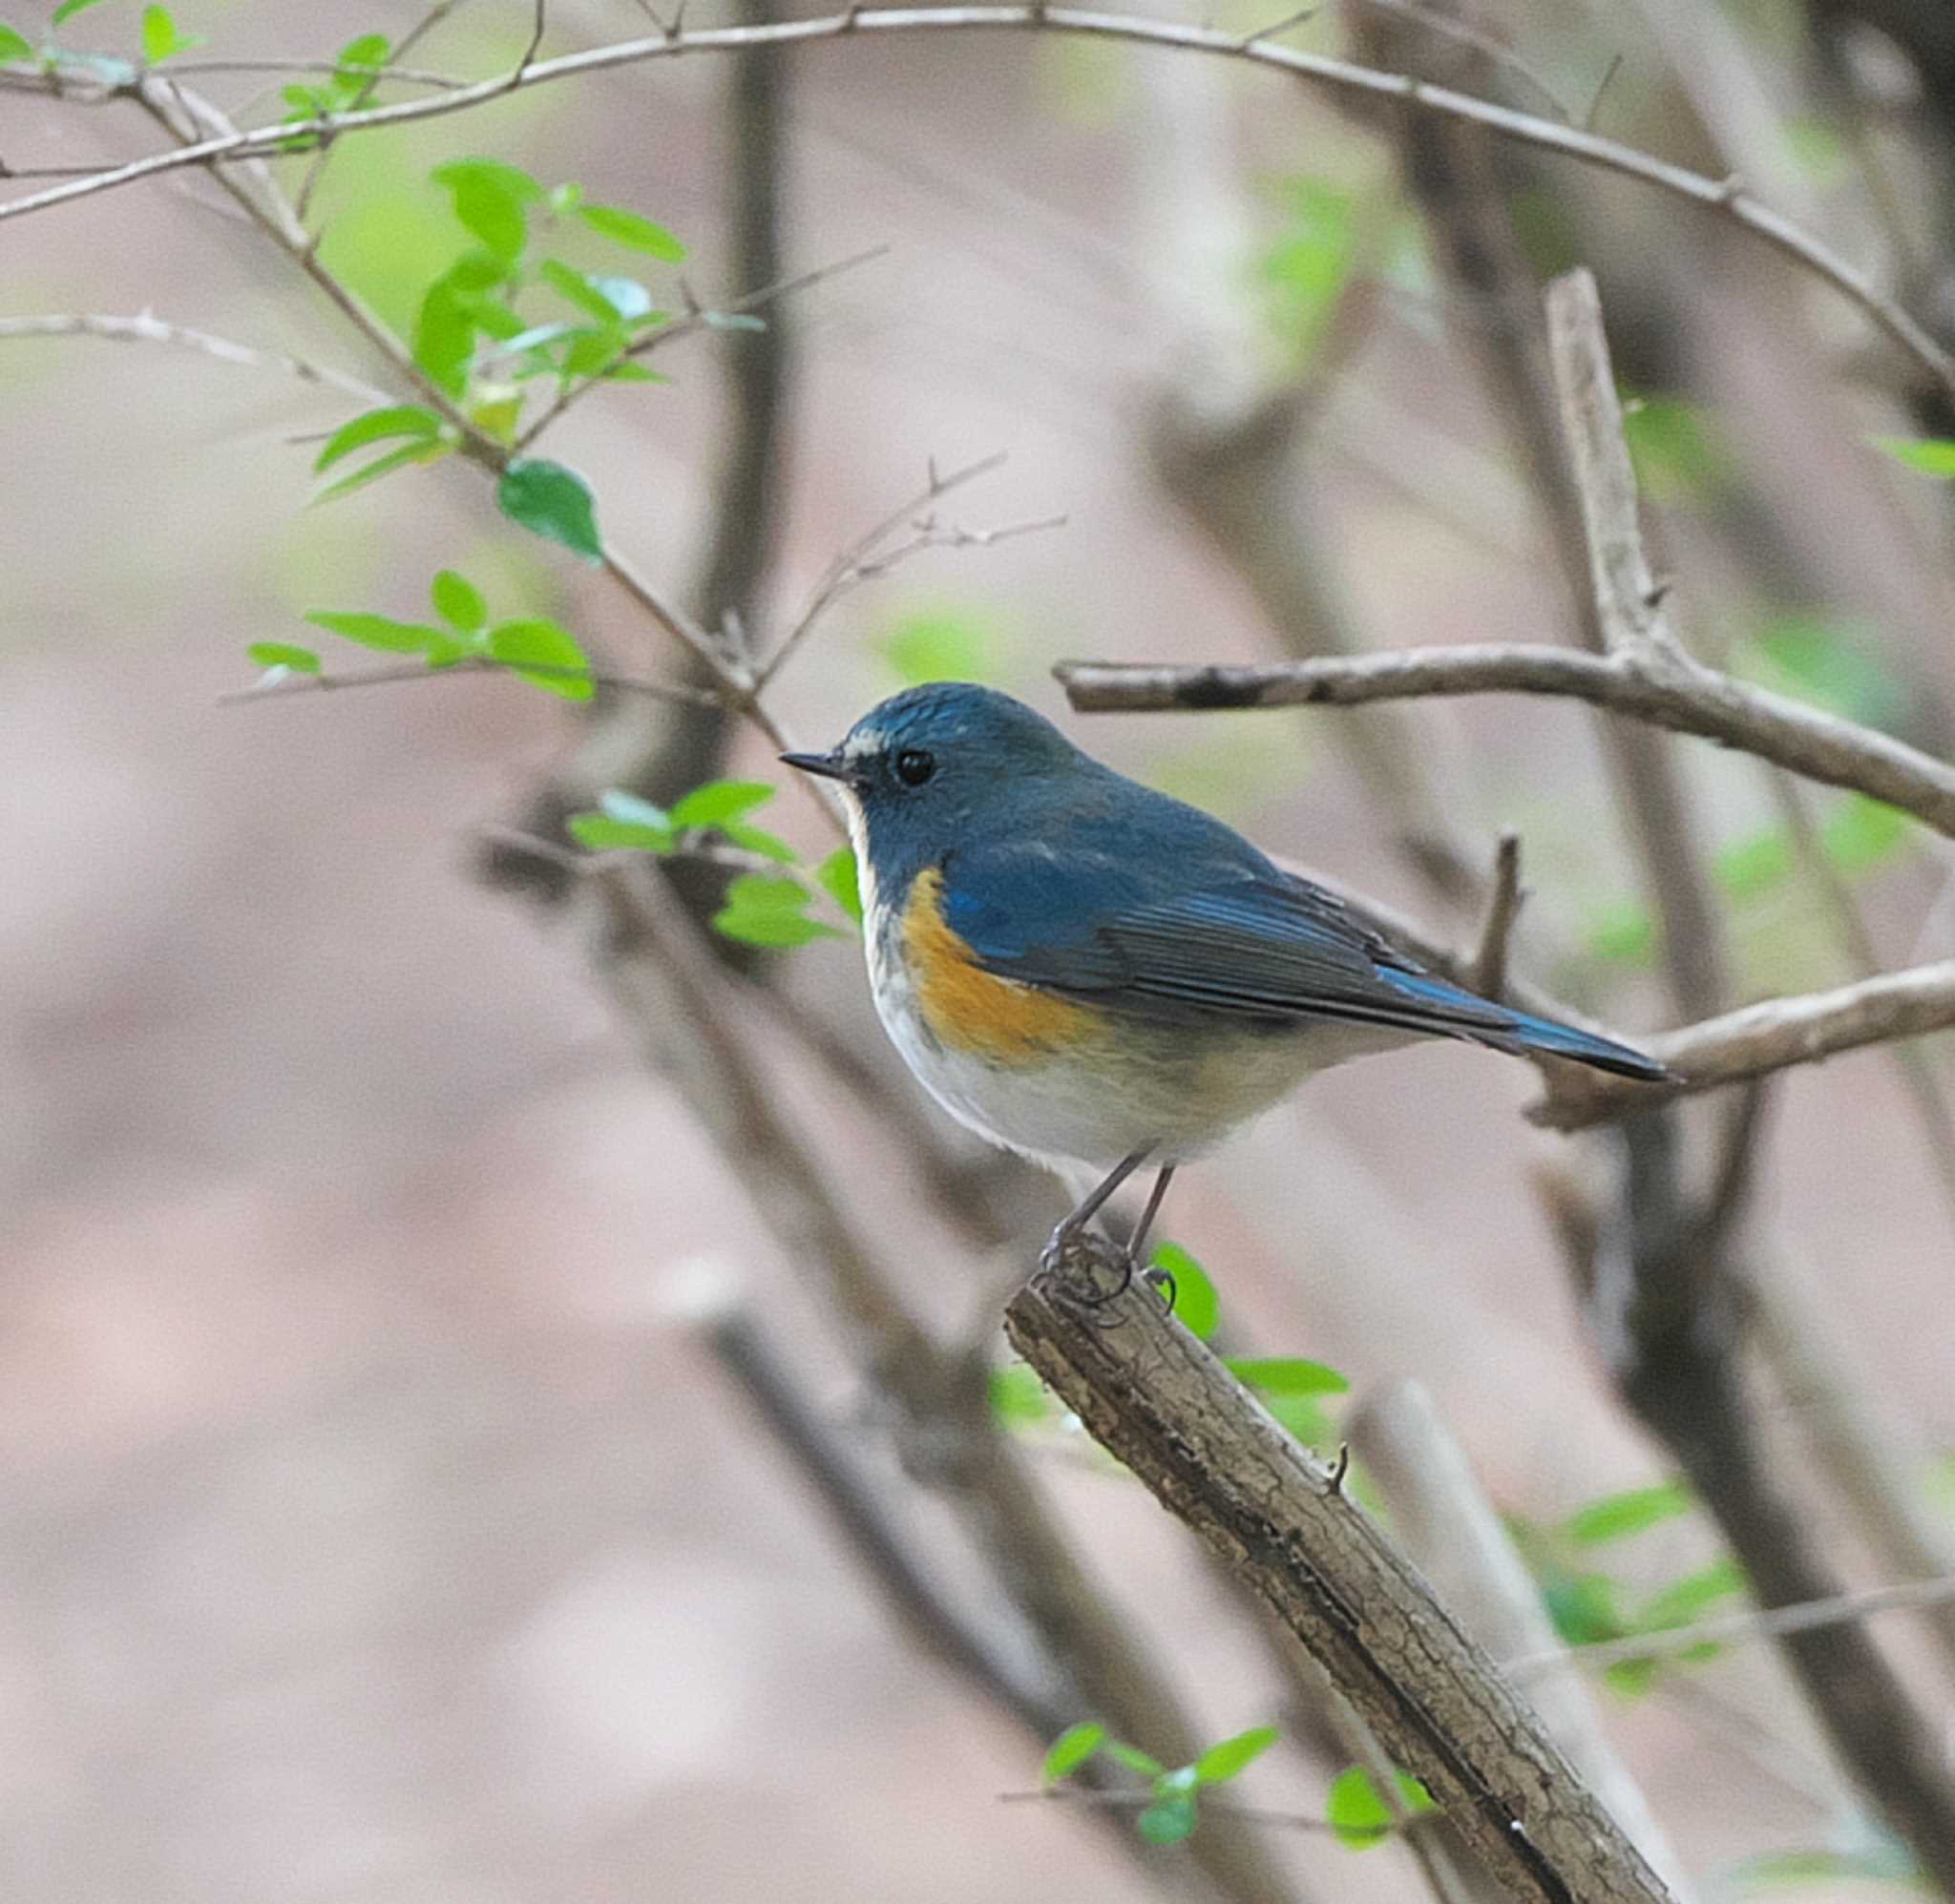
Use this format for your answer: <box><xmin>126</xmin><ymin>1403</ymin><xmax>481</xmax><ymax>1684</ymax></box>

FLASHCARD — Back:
<box><xmin>783</xmin><ymin>682</ymin><xmax>1664</xmax><ymax>1289</ymax></box>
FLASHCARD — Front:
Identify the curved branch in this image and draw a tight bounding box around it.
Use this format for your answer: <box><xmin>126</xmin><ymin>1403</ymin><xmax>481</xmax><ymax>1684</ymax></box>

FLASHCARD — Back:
<box><xmin>4</xmin><ymin>6</ymin><xmax>1952</xmax><ymax>400</ymax></box>
<box><xmin>1057</xmin><ymin>648</ymin><xmax>1955</xmax><ymax>840</ymax></box>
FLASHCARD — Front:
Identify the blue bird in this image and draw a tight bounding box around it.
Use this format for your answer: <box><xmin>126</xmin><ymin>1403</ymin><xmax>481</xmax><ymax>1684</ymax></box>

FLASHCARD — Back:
<box><xmin>784</xmin><ymin>683</ymin><xmax>1663</xmax><ymax>1283</ymax></box>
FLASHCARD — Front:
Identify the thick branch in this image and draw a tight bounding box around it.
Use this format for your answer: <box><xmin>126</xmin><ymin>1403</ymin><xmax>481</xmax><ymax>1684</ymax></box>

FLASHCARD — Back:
<box><xmin>1056</xmin><ymin>648</ymin><xmax>1955</xmax><ymax>840</ymax></box>
<box><xmin>4</xmin><ymin>8</ymin><xmax>1952</xmax><ymax>402</ymax></box>
<box><xmin>1005</xmin><ymin>1257</ymin><xmax>1676</xmax><ymax>1904</ymax></box>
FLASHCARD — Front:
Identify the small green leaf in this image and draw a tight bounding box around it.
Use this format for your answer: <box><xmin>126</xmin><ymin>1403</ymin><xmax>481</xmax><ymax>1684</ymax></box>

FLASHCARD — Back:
<box><xmin>246</xmin><ymin>641</ymin><xmax>322</xmax><ymax>674</ymax></box>
<box><xmin>413</xmin><ymin>281</ymin><xmax>478</xmax><ymax>398</ymax></box>
<box><xmin>559</xmin><ymin>326</ymin><xmax>630</xmax><ymax>380</ymax></box>
<box><xmin>578</xmin><ymin>202</ymin><xmax>686</xmax><ymax>260</ymax></box>
<box><xmin>313</xmin><ymin>404</ymin><xmax>443</xmax><ymax>474</ymax></box>
<box><xmin>0</xmin><ymin>23</ymin><xmax>32</xmax><ymax>57</ymax></box>
<box><xmin>538</xmin><ymin>257</ymin><xmax>641</xmax><ymax>324</ymax></box>
<box><xmin>1621</xmin><ymin>394</ymin><xmax>1735</xmax><ymax>502</ymax></box>
<box><xmin>988</xmin><ymin>1363</ymin><xmax>1051</xmax><ymax>1428</ymax></box>
<box><xmin>1539</xmin><ymin>1569</ymin><xmax>1629</xmax><ymax>1648</ymax></box>
<box><xmin>1193</xmin><ymin>1726</ymin><xmax>1279</xmax><ymax>1787</ymax></box>
<box><xmin>1823</xmin><ymin>794</ymin><xmax>1909</xmax><ymax>872</ymax></box>
<box><xmin>670</xmin><ymin>780</ymin><xmax>776</xmax><ymax>828</ymax></box>
<box><xmin>1150</xmin><ymin>1243</ymin><xmax>1217</xmax><ymax>1340</ymax></box>
<box><xmin>1714</xmin><ymin>827</ymin><xmax>1794</xmax><ymax>903</ymax></box>
<box><xmin>884</xmin><ymin>608</ymin><xmax>998</xmax><ymax>686</ymax></box>
<box><xmin>312</xmin><ymin>436</ymin><xmax>451</xmax><ymax>502</ymax></box>
<box><xmin>140</xmin><ymin>4</ymin><xmax>187</xmax><ymax>61</ymax></box>
<box><xmin>305</xmin><ymin>611</ymin><xmax>447</xmax><ymax>655</ymax></box>
<box><xmin>1635</xmin><ymin>1558</ymin><xmax>1748</xmax><ymax>1633</ymax></box>
<box><xmin>336</xmin><ymin>31</ymin><xmax>389</xmax><ymax>67</ymax></box>
<box><xmin>1563</xmin><ymin>1481</ymin><xmax>1692</xmax><ymax>1546</ymax></box>
<box><xmin>1874</xmin><ymin>435</ymin><xmax>1955</xmax><ymax>477</ymax></box>
<box><xmin>568</xmin><ymin>812</ymin><xmax>676</xmax><ymax>852</ymax></box>
<box><xmin>720</xmin><ymin>820</ymin><xmax>799</xmax><ymax>865</ymax></box>
<box><xmin>1325</xmin><ymin>1765</ymin><xmax>1435</xmax><ymax>1850</ymax></box>
<box><xmin>816</xmin><ymin>847</ymin><xmax>864</xmax><ymax>926</ymax></box>
<box><xmin>1041</xmin><ymin>1721</ymin><xmax>1105</xmax><ymax>1786</ymax></box>
<box><xmin>711</xmin><ymin>875</ymin><xmax>845</xmax><ymax>949</ymax></box>
<box><xmin>1227</xmin><ymin>1357</ymin><xmax>1350</xmax><ymax>1396</ymax></box>
<box><xmin>430</xmin><ymin>568</ymin><xmax>487</xmax><ymax>635</ymax></box>
<box><xmin>1104</xmin><ymin>1742</ymin><xmax>1165</xmax><ymax>1780</ymax></box>
<box><xmin>51</xmin><ymin>0</ymin><xmax>109</xmax><ymax>24</ymax></box>
<box><xmin>1137</xmin><ymin>1795</ymin><xmax>1199</xmax><ymax>1845</ymax></box>
<box><xmin>488</xmin><ymin>617</ymin><xmax>593</xmax><ymax>700</ymax></box>
<box><xmin>497</xmin><ymin>458</ymin><xmax>602</xmax><ymax>561</ymax></box>
<box><xmin>434</xmin><ymin>159</ymin><xmax>529</xmax><ymax>262</ymax></box>
<box><xmin>1587</xmin><ymin>900</ymin><xmax>1655</xmax><ymax>967</ymax></box>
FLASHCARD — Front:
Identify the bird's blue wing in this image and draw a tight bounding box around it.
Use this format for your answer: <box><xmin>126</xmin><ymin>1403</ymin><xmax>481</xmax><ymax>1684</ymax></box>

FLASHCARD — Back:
<box><xmin>940</xmin><ymin>828</ymin><xmax>1663</xmax><ymax>1078</ymax></box>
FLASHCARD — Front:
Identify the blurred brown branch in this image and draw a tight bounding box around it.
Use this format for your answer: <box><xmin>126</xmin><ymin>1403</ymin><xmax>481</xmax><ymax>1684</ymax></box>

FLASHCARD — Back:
<box><xmin>6</xmin><ymin>7</ymin><xmax>1954</xmax><ymax>401</ymax></box>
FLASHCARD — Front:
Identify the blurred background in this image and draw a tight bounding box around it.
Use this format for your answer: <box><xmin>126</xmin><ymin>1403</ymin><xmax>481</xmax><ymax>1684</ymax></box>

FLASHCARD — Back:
<box><xmin>4</xmin><ymin>0</ymin><xmax>1955</xmax><ymax>1897</ymax></box>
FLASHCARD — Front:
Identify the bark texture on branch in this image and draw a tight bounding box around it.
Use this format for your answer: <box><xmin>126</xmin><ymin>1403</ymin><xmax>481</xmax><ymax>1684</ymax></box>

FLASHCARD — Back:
<box><xmin>1004</xmin><ymin>1258</ymin><xmax>1677</xmax><ymax>1904</ymax></box>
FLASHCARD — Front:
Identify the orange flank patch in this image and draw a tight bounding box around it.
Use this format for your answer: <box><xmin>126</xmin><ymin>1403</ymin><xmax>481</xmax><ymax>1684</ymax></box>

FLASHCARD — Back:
<box><xmin>902</xmin><ymin>868</ymin><xmax>1104</xmax><ymax>1064</ymax></box>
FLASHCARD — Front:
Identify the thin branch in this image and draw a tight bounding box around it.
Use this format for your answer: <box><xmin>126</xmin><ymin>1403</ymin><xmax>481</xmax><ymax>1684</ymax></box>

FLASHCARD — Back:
<box><xmin>1510</xmin><ymin>1573</ymin><xmax>1955</xmax><ymax>1678</ymax></box>
<box><xmin>1530</xmin><ymin>959</ymin><xmax>1955</xmax><ymax>1129</ymax></box>
<box><xmin>155</xmin><ymin>57</ymin><xmax>471</xmax><ymax>90</ymax></box>
<box><xmin>0</xmin><ymin>310</ymin><xmax>390</xmax><ymax>404</ymax></box>
<box><xmin>221</xmin><ymin>656</ymin><xmax>717</xmax><ymax>707</ymax></box>
<box><xmin>512</xmin><ymin>242</ymin><xmax>890</xmax><ymax>451</ymax></box>
<box><xmin>1471</xmin><ymin>830</ymin><xmax>1524</xmax><ymax>1000</ymax></box>
<box><xmin>4</xmin><ymin>7</ymin><xmax>1952</xmax><ymax>402</ymax></box>
<box><xmin>1055</xmin><ymin>647</ymin><xmax>1955</xmax><ymax>840</ymax></box>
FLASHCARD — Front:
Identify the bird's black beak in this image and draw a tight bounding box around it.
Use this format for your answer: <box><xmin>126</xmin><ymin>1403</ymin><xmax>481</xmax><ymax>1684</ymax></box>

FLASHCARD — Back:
<box><xmin>781</xmin><ymin>748</ymin><xmax>855</xmax><ymax>785</ymax></box>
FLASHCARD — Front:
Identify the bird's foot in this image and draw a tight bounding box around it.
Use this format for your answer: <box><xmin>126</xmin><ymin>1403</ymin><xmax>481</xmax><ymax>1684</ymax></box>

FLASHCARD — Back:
<box><xmin>1038</xmin><ymin>1222</ymin><xmax>1132</xmax><ymax>1321</ymax></box>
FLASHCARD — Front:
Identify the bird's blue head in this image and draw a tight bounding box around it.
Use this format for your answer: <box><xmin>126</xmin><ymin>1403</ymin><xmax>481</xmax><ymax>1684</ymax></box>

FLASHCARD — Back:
<box><xmin>783</xmin><ymin>682</ymin><xmax>1097</xmax><ymax>897</ymax></box>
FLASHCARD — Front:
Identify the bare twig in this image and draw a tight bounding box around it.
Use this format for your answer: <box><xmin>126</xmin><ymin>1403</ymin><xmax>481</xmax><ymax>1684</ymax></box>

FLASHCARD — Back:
<box><xmin>1510</xmin><ymin>1571</ymin><xmax>1955</xmax><ymax>1678</ymax></box>
<box><xmin>220</xmin><ymin>656</ymin><xmax>717</xmax><ymax>706</ymax></box>
<box><xmin>1471</xmin><ymin>830</ymin><xmax>1524</xmax><ymax>1000</ymax></box>
<box><xmin>155</xmin><ymin>57</ymin><xmax>470</xmax><ymax>90</ymax></box>
<box><xmin>1004</xmin><ymin>1250</ymin><xmax>1677</xmax><ymax>1904</ymax></box>
<box><xmin>5</xmin><ymin>8</ymin><xmax>1954</xmax><ymax>403</ymax></box>
<box><xmin>0</xmin><ymin>311</ymin><xmax>391</xmax><ymax>404</ymax></box>
<box><xmin>1530</xmin><ymin>959</ymin><xmax>1955</xmax><ymax>1128</ymax></box>
<box><xmin>1056</xmin><ymin>647</ymin><xmax>1955</xmax><ymax>841</ymax></box>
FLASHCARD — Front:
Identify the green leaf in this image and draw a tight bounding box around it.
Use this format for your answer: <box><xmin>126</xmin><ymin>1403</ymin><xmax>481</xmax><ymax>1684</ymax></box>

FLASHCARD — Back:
<box><xmin>51</xmin><ymin>0</ymin><xmax>108</xmax><ymax>24</ymax></box>
<box><xmin>246</xmin><ymin>641</ymin><xmax>322</xmax><ymax>674</ymax></box>
<box><xmin>578</xmin><ymin>202</ymin><xmax>686</xmax><ymax>260</ymax></box>
<box><xmin>429</xmin><ymin>568</ymin><xmax>487</xmax><ymax>635</ymax></box>
<box><xmin>988</xmin><ymin>1363</ymin><xmax>1051</xmax><ymax>1428</ymax></box>
<box><xmin>1587</xmin><ymin>900</ymin><xmax>1655</xmax><ymax>967</ymax></box>
<box><xmin>720</xmin><ymin>820</ymin><xmax>799</xmax><ymax>865</ymax></box>
<box><xmin>497</xmin><ymin>458</ymin><xmax>602</xmax><ymax>562</ymax></box>
<box><xmin>140</xmin><ymin>4</ymin><xmax>193</xmax><ymax>61</ymax></box>
<box><xmin>884</xmin><ymin>608</ymin><xmax>998</xmax><ymax>686</ymax></box>
<box><xmin>1738</xmin><ymin>612</ymin><xmax>1904</xmax><ymax>725</ymax></box>
<box><xmin>336</xmin><ymin>31</ymin><xmax>389</xmax><ymax>68</ymax></box>
<box><xmin>670</xmin><ymin>780</ymin><xmax>776</xmax><ymax>828</ymax></box>
<box><xmin>487</xmin><ymin>617</ymin><xmax>593</xmax><ymax>700</ymax></box>
<box><xmin>1823</xmin><ymin>794</ymin><xmax>1910</xmax><ymax>872</ymax></box>
<box><xmin>1258</xmin><ymin>177</ymin><xmax>1359</xmax><ymax>366</ymax></box>
<box><xmin>0</xmin><ymin>23</ymin><xmax>32</xmax><ymax>57</ymax></box>
<box><xmin>434</xmin><ymin>159</ymin><xmax>530</xmax><ymax>262</ymax></box>
<box><xmin>1874</xmin><ymin>435</ymin><xmax>1955</xmax><ymax>477</ymax></box>
<box><xmin>538</xmin><ymin>257</ymin><xmax>641</xmax><ymax>324</ymax></box>
<box><xmin>1104</xmin><ymin>1742</ymin><xmax>1165</xmax><ymax>1780</ymax></box>
<box><xmin>1150</xmin><ymin>1243</ymin><xmax>1217</xmax><ymax>1340</ymax></box>
<box><xmin>412</xmin><ymin>280</ymin><xmax>478</xmax><ymax>398</ymax></box>
<box><xmin>711</xmin><ymin>875</ymin><xmax>845</xmax><ymax>949</ymax></box>
<box><xmin>1136</xmin><ymin>1795</ymin><xmax>1199</xmax><ymax>1845</ymax></box>
<box><xmin>313</xmin><ymin>404</ymin><xmax>443</xmax><ymax>474</ymax></box>
<box><xmin>1563</xmin><ymin>1480</ymin><xmax>1692</xmax><ymax>1546</ymax></box>
<box><xmin>1193</xmin><ymin>1726</ymin><xmax>1279</xmax><ymax>1787</ymax></box>
<box><xmin>1713</xmin><ymin>826</ymin><xmax>1794</xmax><ymax>903</ymax></box>
<box><xmin>1041</xmin><ymin>1721</ymin><xmax>1105</xmax><ymax>1785</ymax></box>
<box><xmin>559</xmin><ymin>325</ymin><xmax>630</xmax><ymax>380</ymax></box>
<box><xmin>312</xmin><ymin>436</ymin><xmax>451</xmax><ymax>502</ymax></box>
<box><xmin>568</xmin><ymin>812</ymin><xmax>676</xmax><ymax>852</ymax></box>
<box><xmin>816</xmin><ymin>847</ymin><xmax>864</xmax><ymax>926</ymax></box>
<box><xmin>305</xmin><ymin>610</ymin><xmax>447</xmax><ymax>655</ymax></box>
<box><xmin>1538</xmin><ymin>1569</ymin><xmax>1629</xmax><ymax>1648</ymax></box>
<box><xmin>1635</xmin><ymin>1558</ymin><xmax>1748</xmax><ymax>1633</ymax></box>
<box><xmin>1621</xmin><ymin>394</ymin><xmax>1735</xmax><ymax>502</ymax></box>
<box><xmin>1227</xmin><ymin>1357</ymin><xmax>1350</xmax><ymax>1396</ymax></box>
<box><xmin>1325</xmin><ymin>1765</ymin><xmax>1435</xmax><ymax>1850</ymax></box>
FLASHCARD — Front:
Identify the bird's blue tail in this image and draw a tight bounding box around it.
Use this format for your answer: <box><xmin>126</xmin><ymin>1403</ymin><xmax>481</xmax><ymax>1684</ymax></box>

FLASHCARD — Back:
<box><xmin>1377</xmin><ymin>969</ymin><xmax>1667</xmax><ymax>1081</ymax></box>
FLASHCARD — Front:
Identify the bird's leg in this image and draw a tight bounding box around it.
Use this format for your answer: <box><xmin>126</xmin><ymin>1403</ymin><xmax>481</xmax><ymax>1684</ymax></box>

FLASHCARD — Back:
<box><xmin>1039</xmin><ymin>1147</ymin><xmax>1152</xmax><ymax>1300</ymax></box>
<box><xmin>1129</xmin><ymin>1165</ymin><xmax>1177</xmax><ymax>1310</ymax></box>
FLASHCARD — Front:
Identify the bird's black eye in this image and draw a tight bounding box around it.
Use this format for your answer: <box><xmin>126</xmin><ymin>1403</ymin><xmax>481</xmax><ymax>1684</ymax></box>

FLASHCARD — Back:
<box><xmin>893</xmin><ymin>748</ymin><xmax>935</xmax><ymax>787</ymax></box>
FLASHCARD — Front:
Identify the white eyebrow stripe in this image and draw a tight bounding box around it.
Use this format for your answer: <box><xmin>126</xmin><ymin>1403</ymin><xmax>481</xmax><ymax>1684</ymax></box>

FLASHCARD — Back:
<box><xmin>842</xmin><ymin>729</ymin><xmax>884</xmax><ymax>761</ymax></box>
